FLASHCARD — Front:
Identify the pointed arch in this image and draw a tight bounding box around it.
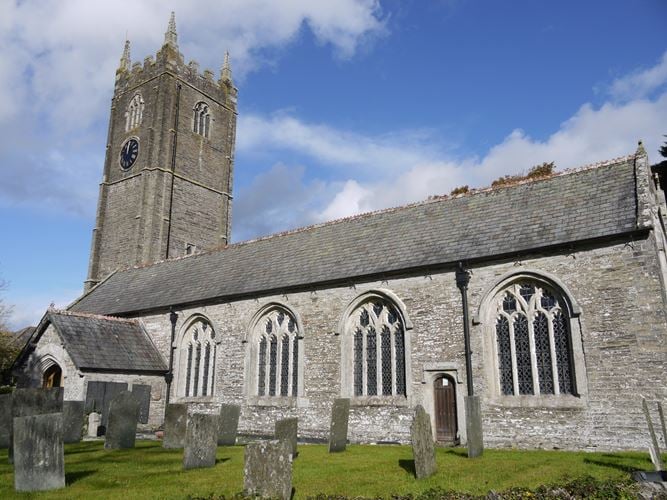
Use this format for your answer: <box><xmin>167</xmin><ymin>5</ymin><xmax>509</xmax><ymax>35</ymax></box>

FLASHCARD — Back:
<box><xmin>174</xmin><ymin>313</ymin><xmax>219</xmax><ymax>399</ymax></box>
<box><xmin>125</xmin><ymin>92</ymin><xmax>144</xmax><ymax>131</ymax></box>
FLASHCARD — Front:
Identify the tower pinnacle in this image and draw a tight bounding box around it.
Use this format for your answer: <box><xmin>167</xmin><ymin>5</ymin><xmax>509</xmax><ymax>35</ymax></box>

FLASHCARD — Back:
<box><xmin>221</xmin><ymin>51</ymin><xmax>233</xmax><ymax>83</ymax></box>
<box><xmin>164</xmin><ymin>11</ymin><xmax>178</xmax><ymax>48</ymax></box>
<box><xmin>119</xmin><ymin>39</ymin><xmax>131</xmax><ymax>71</ymax></box>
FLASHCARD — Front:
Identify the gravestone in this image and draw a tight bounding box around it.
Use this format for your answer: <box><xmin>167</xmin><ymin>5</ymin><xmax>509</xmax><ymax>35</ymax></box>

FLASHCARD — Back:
<box><xmin>85</xmin><ymin>381</ymin><xmax>127</xmax><ymax>431</ymax></box>
<box><xmin>163</xmin><ymin>403</ymin><xmax>188</xmax><ymax>449</ymax></box>
<box><xmin>131</xmin><ymin>384</ymin><xmax>151</xmax><ymax>424</ymax></box>
<box><xmin>13</xmin><ymin>412</ymin><xmax>65</xmax><ymax>492</ymax></box>
<box><xmin>658</xmin><ymin>402</ymin><xmax>667</xmax><ymax>448</ymax></box>
<box><xmin>87</xmin><ymin>412</ymin><xmax>101</xmax><ymax>437</ymax></box>
<box><xmin>218</xmin><ymin>404</ymin><xmax>241</xmax><ymax>446</ymax></box>
<box><xmin>10</xmin><ymin>387</ymin><xmax>63</xmax><ymax>463</ymax></box>
<box><xmin>328</xmin><ymin>398</ymin><xmax>350</xmax><ymax>452</ymax></box>
<box><xmin>0</xmin><ymin>393</ymin><xmax>11</xmax><ymax>448</ymax></box>
<box><xmin>244</xmin><ymin>439</ymin><xmax>292</xmax><ymax>500</ymax></box>
<box><xmin>63</xmin><ymin>400</ymin><xmax>85</xmax><ymax>444</ymax></box>
<box><xmin>642</xmin><ymin>397</ymin><xmax>663</xmax><ymax>471</ymax></box>
<box><xmin>104</xmin><ymin>391</ymin><xmax>139</xmax><ymax>450</ymax></box>
<box><xmin>411</xmin><ymin>405</ymin><xmax>437</xmax><ymax>479</ymax></box>
<box><xmin>275</xmin><ymin>418</ymin><xmax>298</xmax><ymax>457</ymax></box>
<box><xmin>183</xmin><ymin>413</ymin><xmax>218</xmax><ymax>469</ymax></box>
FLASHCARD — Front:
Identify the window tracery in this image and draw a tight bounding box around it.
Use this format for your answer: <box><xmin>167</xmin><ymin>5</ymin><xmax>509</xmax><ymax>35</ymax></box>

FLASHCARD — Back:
<box><xmin>178</xmin><ymin>317</ymin><xmax>216</xmax><ymax>398</ymax></box>
<box><xmin>193</xmin><ymin>101</ymin><xmax>211</xmax><ymax>138</ymax></box>
<box><xmin>493</xmin><ymin>281</ymin><xmax>575</xmax><ymax>396</ymax></box>
<box><xmin>125</xmin><ymin>93</ymin><xmax>144</xmax><ymax>131</ymax></box>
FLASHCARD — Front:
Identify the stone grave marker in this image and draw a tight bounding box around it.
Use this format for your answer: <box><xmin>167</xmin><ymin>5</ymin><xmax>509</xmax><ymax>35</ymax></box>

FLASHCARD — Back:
<box><xmin>10</xmin><ymin>387</ymin><xmax>63</xmax><ymax>463</ymax></box>
<box><xmin>163</xmin><ymin>403</ymin><xmax>188</xmax><ymax>449</ymax></box>
<box><xmin>13</xmin><ymin>412</ymin><xmax>65</xmax><ymax>492</ymax></box>
<box><xmin>642</xmin><ymin>397</ymin><xmax>663</xmax><ymax>471</ymax></box>
<box><xmin>275</xmin><ymin>417</ymin><xmax>298</xmax><ymax>457</ymax></box>
<box><xmin>87</xmin><ymin>412</ymin><xmax>101</xmax><ymax>437</ymax></box>
<box><xmin>328</xmin><ymin>398</ymin><xmax>350</xmax><ymax>452</ymax></box>
<box><xmin>0</xmin><ymin>393</ymin><xmax>11</xmax><ymax>448</ymax></box>
<box><xmin>63</xmin><ymin>400</ymin><xmax>85</xmax><ymax>444</ymax></box>
<box><xmin>411</xmin><ymin>405</ymin><xmax>437</xmax><ymax>479</ymax></box>
<box><xmin>183</xmin><ymin>412</ymin><xmax>218</xmax><ymax>469</ymax></box>
<box><xmin>218</xmin><ymin>403</ymin><xmax>241</xmax><ymax>446</ymax></box>
<box><xmin>244</xmin><ymin>439</ymin><xmax>292</xmax><ymax>500</ymax></box>
<box><xmin>658</xmin><ymin>401</ymin><xmax>667</xmax><ymax>448</ymax></box>
<box><xmin>104</xmin><ymin>390</ymin><xmax>140</xmax><ymax>450</ymax></box>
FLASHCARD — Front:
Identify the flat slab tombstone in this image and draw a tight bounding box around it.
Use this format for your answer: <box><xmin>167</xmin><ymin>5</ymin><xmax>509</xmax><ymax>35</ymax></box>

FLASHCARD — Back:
<box><xmin>0</xmin><ymin>393</ymin><xmax>11</xmax><ymax>448</ymax></box>
<box><xmin>13</xmin><ymin>412</ymin><xmax>65</xmax><ymax>492</ymax></box>
<box><xmin>244</xmin><ymin>440</ymin><xmax>292</xmax><ymax>500</ymax></box>
<box><xmin>275</xmin><ymin>418</ymin><xmax>298</xmax><ymax>457</ymax></box>
<box><xmin>163</xmin><ymin>403</ymin><xmax>188</xmax><ymax>449</ymax></box>
<box><xmin>104</xmin><ymin>390</ymin><xmax>139</xmax><ymax>450</ymax></box>
<box><xmin>411</xmin><ymin>405</ymin><xmax>437</xmax><ymax>479</ymax></box>
<box><xmin>218</xmin><ymin>404</ymin><xmax>241</xmax><ymax>446</ymax></box>
<box><xmin>328</xmin><ymin>398</ymin><xmax>350</xmax><ymax>452</ymax></box>
<box><xmin>183</xmin><ymin>413</ymin><xmax>218</xmax><ymax>470</ymax></box>
<box><xmin>63</xmin><ymin>401</ymin><xmax>85</xmax><ymax>444</ymax></box>
<box><xmin>10</xmin><ymin>387</ymin><xmax>64</xmax><ymax>463</ymax></box>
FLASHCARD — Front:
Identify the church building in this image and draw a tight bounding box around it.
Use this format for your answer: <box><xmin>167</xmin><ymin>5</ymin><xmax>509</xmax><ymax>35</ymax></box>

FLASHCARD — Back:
<box><xmin>13</xmin><ymin>15</ymin><xmax>667</xmax><ymax>451</ymax></box>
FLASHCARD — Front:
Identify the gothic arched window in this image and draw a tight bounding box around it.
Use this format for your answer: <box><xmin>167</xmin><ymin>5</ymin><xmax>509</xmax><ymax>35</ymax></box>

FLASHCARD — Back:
<box><xmin>348</xmin><ymin>298</ymin><xmax>406</xmax><ymax>397</ymax></box>
<box><xmin>252</xmin><ymin>306</ymin><xmax>301</xmax><ymax>398</ymax></box>
<box><xmin>493</xmin><ymin>281</ymin><xmax>575</xmax><ymax>396</ymax></box>
<box><xmin>177</xmin><ymin>316</ymin><xmax>216</xmax><ymax>398</ymax></box>
<box><xmin>193</xmin><ymin>102</ymin><xmax>211</xmax><ymax>138</ymax></box>
<box><xmin>125</xmin><ymin>93</ymin><xmax>144</xmax><ymax>131</ymax></box>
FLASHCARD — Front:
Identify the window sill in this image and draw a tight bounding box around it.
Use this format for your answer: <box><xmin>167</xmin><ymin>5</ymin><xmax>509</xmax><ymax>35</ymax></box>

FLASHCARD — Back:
<box><xmin>248</xmin><ymin>396</ymin><xmax>297</xmax><ymax>408</ymax></box>
<box><xmin>349</xmin><ymin>395</ymin><xmax>409</xmax><ymax>407</ymax></box>
<box><xmin>487</xmin><ymin>394</ymin><xmax>587</xmax><ymax>409</ymax></box>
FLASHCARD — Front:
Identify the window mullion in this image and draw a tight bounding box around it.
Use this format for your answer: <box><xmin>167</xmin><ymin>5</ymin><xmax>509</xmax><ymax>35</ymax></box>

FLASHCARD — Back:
<box><xmin>528</xmin><ymin>312</ymin><xmax>540</xmax><ymax>395</ymax></box>
<box><xmin>547</xmin><ymin>313</ymin><xmax>560</xmax><ymax>395</ymax></box>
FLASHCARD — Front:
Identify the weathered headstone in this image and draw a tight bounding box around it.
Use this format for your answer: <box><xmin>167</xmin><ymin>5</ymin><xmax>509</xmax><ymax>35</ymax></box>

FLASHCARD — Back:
<box><xmin>104</xmin><ymin>391</ymin><xmax>139</xmax><ymax>450</ymax></box>
<box><xmin>10</xmin><ymin>387</ymin><xmax>64</xmax><ymax>463</ymax></box>
<box><xmin>410</xmin><ymin>405</ymin><xmax>437</xmax><ymax>479</ymax></box>
<box><xmin>63</xmin><ymin>400</ymin><xmax>85</xmax><ymax>444</ymax></box>
<box><xmin>85</xmin><ymin>381</ymin><xmax>127</xmax><ymax>431</ymax></box>
<box><xmin>642</xmin><ymin>397</ymin><xmax>663</xmax><ymax>471</ymax></box>
<box><xmin>163</xmin><ymin>403</ymin><xmax>188</xmax><ymax>449</ymax></box>
<box><xmin>0</xmin><ymin>393</ymin><xmax>11</xmax><ymax>448</ymax></box>
<box><xmin>13</xmin><ymin>412</ymin><xmax>65</xmax><ymax>492</ymax></box>
<box><xmin>183</xmin><ymin>413</ymin><xmax>218</xmax><ymax>469</ymax></box>
<box><xmin>465</xmin><ymin>395</ymin><xmax>484</xmax><ymax>458</ymax></box>
<box><xmin>87</xmin><ymin>412</ymin><xmax>101</xmax><ymax>437</ymax></box>
<box><xmin>218</xmin><ymin>404</ymin><xmax>241</xmax><ymax>446</ymax></box>
<box><xmin>328</xmin><ymin>398</ymin><xmax>350</xmax><ymax>452</ymax></box>
<box><xmin>244</xmin><ymin>440</ymin><xmax>292</xmax><ymax>500</ymax></box>
<box><xmin>658</xmin><ymin>402</ymin><xmax>667</xmax><ymax>448</ymax></box>
<box><xmin>275</xmin><ymin>418</ymin><xmax>298</xmax><ymax>457</ymax></box>
<box><xmin>131</xmin><ymin>384</ymin><xmax>151</xmax><ymax>424</ymax></box>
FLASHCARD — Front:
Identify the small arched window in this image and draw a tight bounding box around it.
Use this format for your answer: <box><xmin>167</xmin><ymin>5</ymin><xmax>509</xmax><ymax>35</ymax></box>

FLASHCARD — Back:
<box><xmin>193</xmin><ymin>102</ymin><xmax>211</xmax><ymax>138</ymax></box>
<box><xmin>348</xmin><ymin>298</ymin><xmax>406</xmax><ymax>397</ymax></box>
<box><xmin>493</xmin><ymin>281</ymin><xmax>575</xmax><ymax>396</ymax></box>
<box><xmin>125</xmin><ymin>93</ymin><xmax>144</xmax><ymax>131</ymax></box>
<box><xmin>251</xmin><ymin>306</ymin><xmax>301</xmax><ymax>398</ymax></box>
<box><xmin>177</xmin><ymin>317</ymin><xmax>216</xmax><ymax>398</ymax></box>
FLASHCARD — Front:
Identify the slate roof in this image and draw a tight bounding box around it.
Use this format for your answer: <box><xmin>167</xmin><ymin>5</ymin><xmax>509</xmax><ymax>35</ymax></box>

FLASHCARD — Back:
<box><xmin>71</xmin><ymin>155</ymin><xmax>641</xmax><ymax>316</ymax></box>
<box><xmin>46</xmin><ymin>311</ymin><xmax>166</xmax><ymax>372</ymax></box>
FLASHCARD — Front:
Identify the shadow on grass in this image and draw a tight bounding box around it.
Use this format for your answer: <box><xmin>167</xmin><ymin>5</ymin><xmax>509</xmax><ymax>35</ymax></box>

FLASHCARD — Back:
<box><xmin>442</xmin><ymin>448</ymin><xmax>468</xmax><ymax>458</ymax></box>
<box><xmin>583</xmin><ymin>457</ymin><xmax>642</xmax><ymax>474</ymax></box>
<box><xmin>66</xmin><ymin>469</ymin><xmax>97</xmax><ymax>485</ymax></box>
<box><xmin>215</xmin><ymin>458</ymin><xmax>231</xmax><ymax>465</ymax></box>
<box><xmin>398</xmin><ymin>458</ymin><xmax>416</xmax><ymax>476</ymax></box>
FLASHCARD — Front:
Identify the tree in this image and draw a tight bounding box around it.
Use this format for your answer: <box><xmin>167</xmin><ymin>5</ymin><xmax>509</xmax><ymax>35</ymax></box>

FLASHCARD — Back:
<box><xmin>0</xmin><ymin>279</ymin><xmax>19</xmax><ymax>384</ymax></box>
<box><xmin>660</xmin><ymin>135</ymin><xmax>667</xmax><ymax>159</ymax></box>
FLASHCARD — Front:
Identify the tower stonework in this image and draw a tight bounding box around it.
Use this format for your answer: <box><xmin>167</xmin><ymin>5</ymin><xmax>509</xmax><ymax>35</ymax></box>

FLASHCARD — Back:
<box><xmin>85</xmin><ymin>14</ymin><xmax>237</xmax><ymax>291</ymax></box>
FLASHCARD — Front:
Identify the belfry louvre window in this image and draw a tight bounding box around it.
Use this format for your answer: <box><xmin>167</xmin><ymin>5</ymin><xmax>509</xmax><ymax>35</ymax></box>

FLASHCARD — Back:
<box><xmin>350</xmin><ymin>299</ymin><xmax>406</xmax><ymax>397</ymax></box>
<box><xmin>125</xmin><ymin>93</ymin><xmax>144</xmax><ymax>131</ymax></box>
<box><xmin>193</xmin><ymin>102</ymin><xmax>211</xmax><ymax>138</ymax></box>
<box><xmin>494</xmin><ymin>282</ymin><xmax>574</xmax><ymax>396</ymax></box>
<box><xmin>255</xmin><ymin>308</ymin><xmax>300</xmax><ymax>397</ymax></box>
<box><xmin>179</xmin><ymin>318</ymin><xmax>216</xmax><ymax>397</ymax></box>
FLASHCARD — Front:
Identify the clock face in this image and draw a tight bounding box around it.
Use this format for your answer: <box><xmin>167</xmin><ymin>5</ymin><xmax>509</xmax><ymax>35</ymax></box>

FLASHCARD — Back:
<box><xmin>119</xmin><ymin>137</ymin><xmax>139</xmax><ymax>170</ymax></box>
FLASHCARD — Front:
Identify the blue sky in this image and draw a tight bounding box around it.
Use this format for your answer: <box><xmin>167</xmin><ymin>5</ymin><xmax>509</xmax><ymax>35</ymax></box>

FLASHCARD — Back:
<box><xmin>1</xmin><ymin>0</ymin><xmax>666</xmax><ymax>328</ymax></box>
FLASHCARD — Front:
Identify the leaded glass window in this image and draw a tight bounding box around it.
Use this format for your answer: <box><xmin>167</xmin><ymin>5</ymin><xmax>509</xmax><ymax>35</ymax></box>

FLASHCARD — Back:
<box><xmin>493</xmin><ymin>281</ymin><xmax>576</xmax><ymax>397</ymax></box>
<box><xmin>125</xmin><ymin>93</ymin><xmax>144</xmax><ymax>131</ymax></box>
<box><xmin>254</xmin><ymin>306</ymin><xmax>301</xmax><ymax>397</ymax></box>
<box><xmin>348</xmin><ymin>298</ymin><xmax>407</xmax><ymax>397</ymax></box>
<box><xmin>178</xmin><ymin>317</ymin><xmax>216</xmax><ymax>398</ymax></box>
<box><xmin>193</xmin><ymin>102</ymin><xmax>211</xmax><ymax>138</ymax></box>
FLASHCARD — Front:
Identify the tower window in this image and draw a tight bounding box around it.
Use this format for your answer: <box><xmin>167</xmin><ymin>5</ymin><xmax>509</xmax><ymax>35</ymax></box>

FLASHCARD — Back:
<box><xmin>193</xmin><ymin>102</ymin><xmax>211</xmax><ymax>138</ymax></box>
<box><xmin>125</xmin><ymin>93</ymin><xmax>144</xmax><ymax>131</ymax></box>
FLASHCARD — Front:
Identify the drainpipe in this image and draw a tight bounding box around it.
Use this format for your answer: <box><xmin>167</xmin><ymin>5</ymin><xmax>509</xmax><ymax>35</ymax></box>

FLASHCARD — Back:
<box><xmin>165</xmin><ymin>307</ymin><xmax>178</xmax><ymax>407</ymax></box>
<box><xmin>455</xmin><ymin>261</ymin><xmax>484</xmax><ymax>457</ymax></box>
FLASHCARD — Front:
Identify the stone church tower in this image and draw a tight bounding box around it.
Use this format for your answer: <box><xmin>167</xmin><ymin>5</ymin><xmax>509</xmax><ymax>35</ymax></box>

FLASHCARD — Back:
<box><xmin>85</xmin><ymin>13</ymin><xmax>237</xmax><ymax>291</ymax></box>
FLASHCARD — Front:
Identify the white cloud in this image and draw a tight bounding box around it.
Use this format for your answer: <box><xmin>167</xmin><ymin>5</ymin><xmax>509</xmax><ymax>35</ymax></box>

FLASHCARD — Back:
<box><xmin>609</xmin><ymin>50</ymin><xmax>667</xmax><ymax>101</ymax></box>
<box><xmin>6</xmin><ymin>289</ymin><xmax>81</xmax><ymax>330</ymax></box>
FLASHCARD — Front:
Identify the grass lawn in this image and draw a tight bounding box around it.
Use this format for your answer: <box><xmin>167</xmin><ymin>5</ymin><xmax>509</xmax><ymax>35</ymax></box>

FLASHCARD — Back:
<box><xmin>0</xmin><ymin>440</ymin><xmax>659</xmax><ymax>499</ymax></box>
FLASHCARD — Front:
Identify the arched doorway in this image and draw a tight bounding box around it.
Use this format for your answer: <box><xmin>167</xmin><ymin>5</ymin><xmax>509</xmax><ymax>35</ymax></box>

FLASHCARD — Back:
<box><xmin>433</xmin><ymin>374</ymin><xmax>458</xmax><ymax>444</ymax></box>
<box><xmin>42</xmin><ymin>363</ymin><xmax>62</xmax><ymax>388</ymax></box>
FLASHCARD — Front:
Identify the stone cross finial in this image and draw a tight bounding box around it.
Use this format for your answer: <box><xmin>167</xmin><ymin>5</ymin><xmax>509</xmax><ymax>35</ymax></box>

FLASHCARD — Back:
<box><xmin>164</xmin><ymin>11</ymin><xmax>178</xmax><ymax>48</ymax></box>
<box><xmin>221</xmin><ymin>51</ymin><xmax>232</xmax><ymax>82</ymax></box>
<box><xmin>119</xmin><ymin>39</ymin><xmax>131</xmax><ymax>71</ymax></box>
<box><xmin>636</xmin><ymin>140</ymin><xmax>647</xmax><ymax>157</ymax></box>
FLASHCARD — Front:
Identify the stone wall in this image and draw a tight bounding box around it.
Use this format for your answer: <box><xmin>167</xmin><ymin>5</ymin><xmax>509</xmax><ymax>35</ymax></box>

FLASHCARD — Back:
<box><xmin>135</xmin><ymin>229</ymin><xmax>667</xmax><ymax>450</ymax></box>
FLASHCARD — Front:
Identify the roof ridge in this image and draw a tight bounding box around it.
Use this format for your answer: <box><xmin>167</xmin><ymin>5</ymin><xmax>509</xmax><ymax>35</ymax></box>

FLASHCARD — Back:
<box><xmin>49</xmin><ymin>308</ymin><xmax>138</xmax><ymax>324</ymax></box>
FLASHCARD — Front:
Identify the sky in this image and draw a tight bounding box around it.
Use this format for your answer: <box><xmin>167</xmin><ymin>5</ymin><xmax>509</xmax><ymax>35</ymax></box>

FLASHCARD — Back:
<box><xmin>0</xmin><ymin>0</ymin><xmax>666</xmax><ymax>329</ymax></box>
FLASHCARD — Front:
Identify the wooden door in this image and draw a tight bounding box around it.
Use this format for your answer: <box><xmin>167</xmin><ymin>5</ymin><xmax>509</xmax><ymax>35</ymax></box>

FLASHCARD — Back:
<box><xmin>434</xmin><ymin>374</ymin><xmax>458</xmax><ymax>444</ymax></box>
<box><xmin>42</xmin><ymin>364</ymin><xmax>62</xmax><ymax>388</ymax></box>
